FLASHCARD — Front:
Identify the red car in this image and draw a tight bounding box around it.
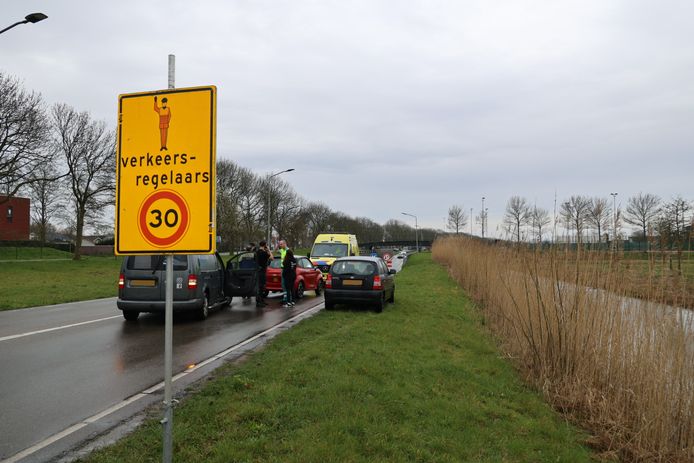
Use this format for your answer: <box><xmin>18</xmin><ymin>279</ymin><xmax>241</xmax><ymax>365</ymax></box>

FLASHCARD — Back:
<box><xmin>264</xmin><ymin>255</ymin><xmax>324</xmax><ymax>299</ymax></box>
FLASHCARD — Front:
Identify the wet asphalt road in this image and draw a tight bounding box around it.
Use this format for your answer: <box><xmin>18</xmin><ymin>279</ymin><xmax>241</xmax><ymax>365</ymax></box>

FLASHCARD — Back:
<box><xmin>0</xmin><ymin>293</ymin><xmax>322</xmax><ymax>461</ymax></box>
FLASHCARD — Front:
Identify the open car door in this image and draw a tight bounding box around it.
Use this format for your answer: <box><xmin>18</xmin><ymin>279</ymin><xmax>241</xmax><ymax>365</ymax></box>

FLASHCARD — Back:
<box><xmin>224</xmin><ymin>252</ymin><xmax>258</xmax><ymax>298</ymax></box>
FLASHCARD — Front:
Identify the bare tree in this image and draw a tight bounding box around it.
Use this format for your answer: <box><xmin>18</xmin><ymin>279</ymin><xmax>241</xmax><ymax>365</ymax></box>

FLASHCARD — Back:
<box><xmin>560</xmin><ymin>195</ymin><xmax>591</xmax><ymax>245</ymax></box>
<box><xmin>304</xmin><ymin>202</ymin><xmax>333</xmax><ymax>238</ymax></box>
<box><xmin>446</xmin><ymin>204</ymin><xmax>468</xmax><ymax>235</ymax></box>
<box><xmin>52</xmin><ymin>104</ymin><xmax>115</xmax><ymax>260</ymax></box>
<box><xmin>0</xmin><ymin>73</ymin><xmax>56</xmax><ymax>202</ymax></box>
<box><xmin>476</xmin><ymin>209</ymin><xmax>488</xmax><ymax>237</ymax></box>
<box><xmin>660</xmin><ymin>196</ymin><xmax>691</xmax><ymax>272</ymax></box>
<box><xmin>351</xmin><ymin>216</ymin><xmax>384</xmax><ymax>243</ymax></box>
<box><xmin>237</xmin><ymin>168</ymin><xmax>265</xmax><ymax>244</ymax></box>
<box><xmin>529</xmin><ymin>206</ymin><xmax>550</xmax><ymax>242</ymax></box>
<box><xmin>624</xmin><ymin>192</ymin><xmax>661</xmax><ymax>250</ymax></box>
<box><xmin>272</xmin><ymin>179</ymin><xmax>301</xmax><ymax>244</ymax></box>
<box><xmin>503</xmin><ymin>196</ymin><xmax>530</xmax><ymax>242</ymax></box>
<box><xmin>384</xmin><ymin>219</ymin><xmax>414</xmax><ymax>241</ymax></box>
<box><xmin>216</xmin><ymin>159</ymin><xmax>242</xmax><ymax>250</ymax></box>
<box><xmin>586</xmin><ymin>197</ymin><xmax>611</xmax><ymax>243</ymax></box>
<box><xmin>27</xmin><ymin>160</ymin><xmax>65</xmax><ymax>244</ymax></box>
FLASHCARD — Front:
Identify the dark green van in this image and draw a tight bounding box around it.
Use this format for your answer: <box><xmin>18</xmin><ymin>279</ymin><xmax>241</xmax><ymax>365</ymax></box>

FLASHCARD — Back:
<box><xmin>117</xmin><ymin>253</ymin><xmax>229</xmax><ymax>321</ymax></box>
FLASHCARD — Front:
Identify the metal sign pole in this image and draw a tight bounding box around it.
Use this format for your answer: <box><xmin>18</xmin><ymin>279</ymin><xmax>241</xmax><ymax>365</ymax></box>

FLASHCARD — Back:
<box><xmin>162</xmin><ymin>53</ymin><xmax>175</xmax><ymax>463</ymax></box>
<box><xmin>163</xmin><ymin>255</ymin><xmax>173</xmax><ymax>463</ymax></box>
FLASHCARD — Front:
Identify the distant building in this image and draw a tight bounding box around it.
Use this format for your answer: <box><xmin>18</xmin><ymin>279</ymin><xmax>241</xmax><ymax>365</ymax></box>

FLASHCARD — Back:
<box><xmin>0</xmin><ymin>196</ymin><xmax>30</xmax><ymax>241</ymax></box>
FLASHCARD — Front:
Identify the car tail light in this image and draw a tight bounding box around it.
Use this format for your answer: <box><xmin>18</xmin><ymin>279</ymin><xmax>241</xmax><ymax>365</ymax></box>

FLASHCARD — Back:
<box><xmin>373</xmin><ymin>275</ymin><xmax>382</xmax><ymax>289</ymax></box>
<box><xmin>325</xmin><ymin>274</ymin><xmax>332</xmax><ymax>289</ymax></box>
<box><xmin>118</xmin><ymin>273</ymin><xmax>125</xmax><ymax>289</ymax></box>
<box><xmin>188</xmin><ymin>274</ymin><xmax>198</xmax><ymax>289</ymax></box>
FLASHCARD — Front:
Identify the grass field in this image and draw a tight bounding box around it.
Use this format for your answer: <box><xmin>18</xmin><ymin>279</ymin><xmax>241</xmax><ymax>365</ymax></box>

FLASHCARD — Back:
<box><xmin>0</xmin><ymin>257</ymin><xmax>123</xmax><ymax>310</ymax></box>
<box><xmin>80</xmin><ymin>254</ymin><xmax>593</xmax><ymax>463</ymax></box>
<box><xmin>0</xmin><ymin>249</ymin><xmax>307</xmax><ymax>311</ymax></box>
<box><xmin>0</xmin><ymin>246</ymin><xmax>73</xmax><ymax>260</ymax></box>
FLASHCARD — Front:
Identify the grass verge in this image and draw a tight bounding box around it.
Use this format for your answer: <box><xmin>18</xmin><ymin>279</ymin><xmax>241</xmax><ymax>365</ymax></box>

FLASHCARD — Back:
<box><xmin>81</xmin><ymin>254</ymin><xmax>593</xmax><ymax>462</ymax></box>
<box><xmin>0</xmin><ymin>257</ymin><xmax>122</xmax><ymax>310</ymax></box>
<box><xmin>0</xmin><ymin>246</ymin><xmax>73</xmax><ymax>260</ymax></box>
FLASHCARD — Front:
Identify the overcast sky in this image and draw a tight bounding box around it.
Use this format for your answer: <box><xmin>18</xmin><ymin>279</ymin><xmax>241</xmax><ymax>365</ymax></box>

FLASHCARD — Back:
<box><xmin>3</xmin><ymin>0</ymin><xmax>693</xmax><ymax>236</ymax></box>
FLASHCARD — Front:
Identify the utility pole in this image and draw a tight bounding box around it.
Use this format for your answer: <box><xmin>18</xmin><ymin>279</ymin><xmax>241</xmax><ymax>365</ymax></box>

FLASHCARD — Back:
<box><xmin>610</xmin><ymin>192</ymin><xmax>618</xmax><ymax>252</ymax></box>
<box><xmin>401</xmin><ymin>212</ymin><xmax>419</xmax><ymax>252</ymax></box>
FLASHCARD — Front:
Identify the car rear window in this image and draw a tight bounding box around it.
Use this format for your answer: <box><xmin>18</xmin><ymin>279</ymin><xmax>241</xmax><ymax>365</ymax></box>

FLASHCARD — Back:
<box><xmin>126</xmin><ymin>255</ymin><xmax>188</xmax><ymax>271</ymax></box>
<box><xmin>269</xmin><ymin>259</ymin><xmax>281</xmax><ymax>269</ymax></box>
<box><xmin>332</xmin><ymin>260</ymin><xmax>376</xmax><ymax>276</ymax></box>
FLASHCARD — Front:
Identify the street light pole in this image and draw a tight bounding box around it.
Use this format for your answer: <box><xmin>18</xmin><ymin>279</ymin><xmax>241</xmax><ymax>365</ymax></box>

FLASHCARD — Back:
<box><xmin>401</xmin><ymin>212</ymin><xmax>418</xmax><ymax>252</ymax></box>
<box><xmin>481</xmin><ymin>197</ymin><xmax>485</xmax><ymax>238</ymax></box>
<box><xmin>267</xmin><ymin>169</ymin><xmax>295</xmax><ymax>245</ymax></box>
<box><xmin>470</xmin><ymin>208</ymin><xmax>473</xmax><ymax>235</ymax></box>
<box><xmin>610</xmin><ymin>192</ymin><xmax>618</xmax><ymax>250</ymax></box>
<box><xmin>0</xmin><ymin>13</ymin><xmax>47</xmax><ymax>35</ymax></box>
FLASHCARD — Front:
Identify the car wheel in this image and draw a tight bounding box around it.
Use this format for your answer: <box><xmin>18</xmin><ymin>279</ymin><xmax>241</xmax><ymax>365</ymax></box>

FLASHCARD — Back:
<box><xmin>314</xmin><ymin>280</ymin><xmax>324</xmax><ymax>296</ymax></box>
<box><xmin>197</xmin><ymin>294</ymin><xmax>210</xmax><ymax>320</ymax></box>
<box><xmin>295</xmin><ymin>281</ymin><xmax>305</xmax><ymax>299</ymax></box>
<box><xmin>222</xmin><ymin>296</ymin><xmax>232</xmax><ymax>308</ymax></box>
<box><xmin>122</xmin><ymin>310</ymin><xmax>139</xmax><ymax>321</ymax></box>
<box><xmin>262</xmin><ymin>290</ymin><xmax>269</xmax><ymax>298</ymax></box>
<box><xmin>374</xmin><ymin>294</ymin><xmax>384</xmax><ymax>313</ymax></box>
<box><xmin>324</xmin><ymin>297</ymin><xmax>335</xmax><ymax>310</ymax></box>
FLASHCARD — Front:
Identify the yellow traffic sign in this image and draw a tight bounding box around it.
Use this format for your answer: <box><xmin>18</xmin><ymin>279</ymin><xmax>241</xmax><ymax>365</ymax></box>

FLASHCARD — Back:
<box><xmin>115</xmin><ymin>86</ymin><xmax>216</xmax><ymax>255</ymax></box>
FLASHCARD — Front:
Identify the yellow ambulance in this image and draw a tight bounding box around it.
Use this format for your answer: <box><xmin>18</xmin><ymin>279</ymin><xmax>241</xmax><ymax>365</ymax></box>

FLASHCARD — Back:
<box><xmin>309</xmin><ymin>233</ymin><xmax>359</xmax><ymax>274</ymax></box>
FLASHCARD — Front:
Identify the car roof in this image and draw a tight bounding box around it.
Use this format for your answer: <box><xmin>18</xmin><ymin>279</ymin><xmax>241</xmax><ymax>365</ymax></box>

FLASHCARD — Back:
<box><xmin>333</xmin><ymin>256</ymin><xmax>382</xmax><ymax>262</ymax></box>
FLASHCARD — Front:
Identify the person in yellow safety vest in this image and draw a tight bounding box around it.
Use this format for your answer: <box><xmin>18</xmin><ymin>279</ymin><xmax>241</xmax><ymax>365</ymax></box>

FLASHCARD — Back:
<box><xmin>277</xmin><ymin>239</ymin><xmax>292</xmax><ymax>307</ymax></box>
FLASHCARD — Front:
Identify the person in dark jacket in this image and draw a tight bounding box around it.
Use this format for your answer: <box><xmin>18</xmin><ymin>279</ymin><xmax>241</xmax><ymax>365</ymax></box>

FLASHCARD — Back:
<box><xmin>281</xmin><ymin>248</ymin><xmax>297</xmax><ymax>308</ymax></box>
<box><xmin>254</xmin><ymin>240</ymin><xmax>272</xmax><ymax>308</ymax></box>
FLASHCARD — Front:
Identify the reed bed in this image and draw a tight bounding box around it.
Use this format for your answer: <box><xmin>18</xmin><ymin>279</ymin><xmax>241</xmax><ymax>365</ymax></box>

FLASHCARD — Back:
<box><xmin>433</xmin><ymin>236</ymin><xmax>694</xmax><ymax>462</ymax></box>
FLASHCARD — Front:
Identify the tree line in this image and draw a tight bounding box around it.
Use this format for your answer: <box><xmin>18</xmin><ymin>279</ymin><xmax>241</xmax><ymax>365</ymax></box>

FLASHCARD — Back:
<box><xmin>215</xmin><ymin>159</ymin><xmax>440</xmax><ymax>251</ymax></box>
<box><xmin>448</xmin><ymin>193</ymin><xmax>693</xmax><ymax>265</ymax></box>
<box><xmin>1</xmin><ymin>72</ymin><xmax>439</xmax><ymax>258</ymax></box>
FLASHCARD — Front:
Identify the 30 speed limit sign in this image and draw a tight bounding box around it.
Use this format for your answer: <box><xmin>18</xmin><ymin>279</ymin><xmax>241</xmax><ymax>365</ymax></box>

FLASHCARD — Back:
<box><xmin>115</xmin><ymin>86</ymin><xmax>216</xmax><ymax>255</ymax></box>
<box><xmin>138</xmin><ymin>190</ymin><xmax>190</xmax><ymax>247</ymax></box>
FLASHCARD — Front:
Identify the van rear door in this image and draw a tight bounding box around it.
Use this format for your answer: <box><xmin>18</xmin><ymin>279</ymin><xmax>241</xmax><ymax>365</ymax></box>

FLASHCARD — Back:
<box><xmin>122</xmin><ymin>255</ymin><xmax>167</xmax><ymax>301</ymax></box>
<box><xmin>224</xmin><ymin>252</ymin><xmax>258</xmax><ymax>297</ymax></box>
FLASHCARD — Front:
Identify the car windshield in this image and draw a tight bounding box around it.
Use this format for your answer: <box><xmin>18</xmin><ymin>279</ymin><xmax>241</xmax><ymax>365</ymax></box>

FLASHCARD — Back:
<box><xmin>332</xmin><ymin>260</ymin><xmax>376</xmax><ymax>276</ymax></box>
<box><xmin>126</xmin><ymin>255</ymin><xmax>187</xmax><ymax>271</ymax></box>
<box><xmin>311</xmin><ymin>243</ymin><xmax>348</xmax><ymax>257</ymax></box>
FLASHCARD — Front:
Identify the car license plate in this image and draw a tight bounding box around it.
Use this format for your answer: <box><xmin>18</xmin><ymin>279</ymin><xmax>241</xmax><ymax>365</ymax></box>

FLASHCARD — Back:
<box><xmin>343</xmin><ymin>279</ymin><xmax>362</xmax><ymax>286</ymax></box>
<box><xmin>130</xmin><ymin>279</ymin><xmax>156</xmax><ymax>287</ymax></box>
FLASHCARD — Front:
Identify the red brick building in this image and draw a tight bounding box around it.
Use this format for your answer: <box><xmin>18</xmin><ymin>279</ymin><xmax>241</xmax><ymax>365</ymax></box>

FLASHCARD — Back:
<box><xmin>0</xmin><ymin>196</ymin><xmax>30</xmax><ymax>241</ymax></box>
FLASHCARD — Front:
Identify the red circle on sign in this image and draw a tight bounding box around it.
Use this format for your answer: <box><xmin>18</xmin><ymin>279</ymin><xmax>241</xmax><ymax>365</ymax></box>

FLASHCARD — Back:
<box><xmin>138</xmin><ymin>190</ymin><xmax>190</xmax><ymax>247</ymax></box>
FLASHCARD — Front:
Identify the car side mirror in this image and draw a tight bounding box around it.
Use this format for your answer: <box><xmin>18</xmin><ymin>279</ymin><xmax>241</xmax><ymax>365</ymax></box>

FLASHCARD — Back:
<box><xmin>389</xmin><ymin>269</ymin><xmax>397</xmax><ymax>275</ymax></box>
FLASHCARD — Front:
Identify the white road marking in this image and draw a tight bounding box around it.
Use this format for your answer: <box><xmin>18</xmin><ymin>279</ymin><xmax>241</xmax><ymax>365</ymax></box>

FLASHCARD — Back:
<box><xmin>1</xmin><ymin>303</ymin><xmax>324</xmax><ymax>463</ymax></box>
<box><xmin>0</xmin><ymin>315</ymin><xmax>122</xmax><ymax>343</ymax></box>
